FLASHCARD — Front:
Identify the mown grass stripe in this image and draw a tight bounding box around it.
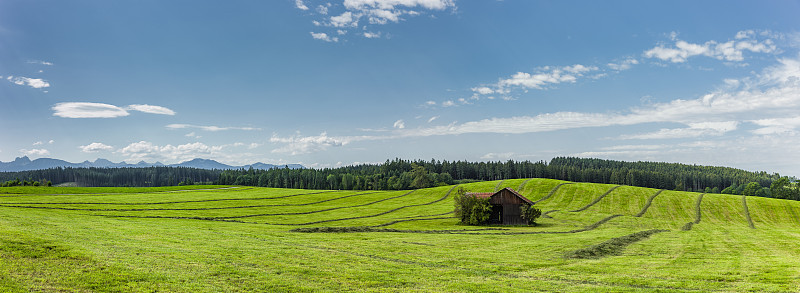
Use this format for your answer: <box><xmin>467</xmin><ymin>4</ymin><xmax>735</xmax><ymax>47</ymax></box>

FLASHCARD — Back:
<box><xmin>565</xmin><ymin>229</ymin><xmax>670</xmax><ymax>259</ymax></box>
<box><xmin>634</xmin><ymin>189</ymin><xmax>664</xmax><ymax>217</ymax></box>
<box><xmin>288</xmin><ymin>185</ymin><xmax>458</xmax><ymax>225</ymax></box>
<box><xmin>369</xmin><ymin>216</ymin><xmax>456</xmax><ymax>227</ymax></box>
<box><xmin>542</xmin><ymin>209</ymin><xmax>560</xmax><ymax>218</ymax></box>
<box><xmin>0</xmin><ymin>186</ymin><xmax>250</xmax><ymax>197</ymax></box>
<box><xmin>682</xmin><ymin>193</ymin><xmax>705</xmax><ymax>231</ymax></box>
<box><xmin>571</xmin><ymin>185</ymin><xmax>621</xmax><ymax>212</ymax></box>
<box><xmin>494</xmin><ymin>180</ymin><xmax>504</xmax><ymax>192</ymax></box>
<box><xmin>742</xmin><ymin>195</ymin><xmax>756</xmax><ymax>229</ymax></box>
<box><xmin>293</xmin><ymin>214</ymin><xmax>624</xmax><ymax>235</ymax></box>
<box><xmin>0</xmin><ymin>191</ymin><xmax>371</xmax><ymax>212</ymax></box>
<box><xmin>0</xmin><ymin>190</ymin><xmax>333</xmax><ymax>205</ymax></box>
<box><xmin>534</xmin><ymin>183</ymin><xmax>573</xmax><ymax>204</ymax></box>
<box><xmin>517</xmin><ymin>178</ymin><xmax>533</xmax><ymax>192</ymax></box>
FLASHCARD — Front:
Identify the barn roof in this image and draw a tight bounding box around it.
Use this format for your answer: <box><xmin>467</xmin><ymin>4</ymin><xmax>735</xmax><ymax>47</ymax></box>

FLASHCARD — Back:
<box><xmin>466</xmin><ymin>188</ymin><xmax>533</xmax><ymax>204</ymax></box>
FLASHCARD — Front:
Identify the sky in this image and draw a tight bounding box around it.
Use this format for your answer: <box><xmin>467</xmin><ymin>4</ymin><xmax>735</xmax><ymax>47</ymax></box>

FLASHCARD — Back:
<box><xmin>1</xmin><ymin>1</ymin><xmax>800</xmax><ymax>175</ymax></box>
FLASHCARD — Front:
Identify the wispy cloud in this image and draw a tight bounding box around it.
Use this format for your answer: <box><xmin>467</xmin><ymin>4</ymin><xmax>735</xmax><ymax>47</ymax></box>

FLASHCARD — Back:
<box><xmin>619</xmin><ymin>121</ymin><xmax>739</xmax><ymax>140</ymax></box>
<box><xmin>79</xmin><ymin>142</ymin><xmax>114</xmax><ymax>153</ymax></box>
<box><xmin>644</xmin><ymin>30</ymin><xmax>779</xmax><ymax>63</ymax></box>
<box><xmin>20</xmin><ymin>148</ymin><xmax>49</xmax><ymax>156</ymax></box>
<box><xmin>27</xmin><ymin>60</ymin><xmax>53</xmax><ymax>66</ymax></box>
<box><xmin>6</xmin><ymin>76</ymin><xmax>50</xmax><ymax>88</ymax></box>
<box><xmin>310</xmin><ymin>32</ymin><xmax>338</xmax><ymax>42</ymax></box>
<box><xmin>52</xmin><ymin>102</ymin><xmax>176</xmax><ymax>118</ymax></box>
<box><xmin>298</xmin><ymin>0</ymin><xmax>455</xmax><ymax>41</ymax></box>
<box><xmin>118</xmin><ymin>141</ymin><xmax>223</xmax><ymax>162</ymax></box>
<box><xmin>166</xmin><ymin>124</ymin><xmax>261</xmax><ymax>132</ymax></box>
<box><xmin>270</xmin><ymin>132</ymin><xmax>348</xmax><ymax>155</ymax></box>
<box><xmin>393</xmin><ymin>119</ymin><xmax>405</xmax><ymax>129</ymax></box>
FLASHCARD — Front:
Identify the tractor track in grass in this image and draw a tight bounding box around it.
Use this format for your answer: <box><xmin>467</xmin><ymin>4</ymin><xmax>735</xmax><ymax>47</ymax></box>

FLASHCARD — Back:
<box><xmin>682</xmin><ymin>193</ymin><xmax>705</xmax><ymax>231</ymax></box>
<box><xmin>571</xmin><ymin>185</ymin><xmax>621</xmax><ymax>212</ymax></box>
<box><xmin>395</xmin><ymin>211</ymin><xmax>453</xmax><ymax>219</ymax></box>
<box><xmin>517</xmin><ymin>178</ymin><xmax>533</xmax><ymax>192</ymax></box>
<box><xmin>494</xmin><ymin>180</ymin><xmax>505</xmax><ymax>192</ymax></box>
<box><xmin>0</xmin><ymin>191</ymin><xmax>375</xmax><ymax>212</ymax></box>
<box><xmin>292</xmin><ymin>214</ymin><xmax>624</xmax><ymax>234</ymax></box>
<box><xmin>542</xmin><ymin>210</ymin><xmax>560</xmax><ymax>218</ymax></box>
<box><xmin>534</xmin><ymin>183</ymin><xmax>573</xmax><ymax>204</ymax></box>
<box><xmin>742</xmin><ymin>195</ymin><xmax>756</xmax><ymax>229</ymax></box>
<box><xmin>634</xmin><ymin>189</ymin><xmax>664</xmax><ymax>217</ymax></box>
<box><xmin>0</xmin><ymin>190</ymin><xmax>332</xmax><ymax>205</ymax></box>
<box><xmin>0</xmin><ymin>186</ymin><xmax>251</xmax><ymax>197</ymax></box>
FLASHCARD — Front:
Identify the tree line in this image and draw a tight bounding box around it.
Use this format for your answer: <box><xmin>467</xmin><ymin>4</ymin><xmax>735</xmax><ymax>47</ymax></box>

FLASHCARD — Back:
<box><xmin>1</xmin><ymin>157</ymin><xmax>794</xmax><ymax>201</ymax></box>
<box><xmin>0</xmin><ymin>167</ymin><xmax>220</xmax><ymax>187</ymax></box>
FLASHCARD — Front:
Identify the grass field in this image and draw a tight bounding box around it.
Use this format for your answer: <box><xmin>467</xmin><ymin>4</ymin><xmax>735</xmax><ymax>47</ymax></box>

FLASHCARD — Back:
<box><xmin>2</xmin><ymin>180</ymin><xmax>800</xmax><ymax>292</ymax></box>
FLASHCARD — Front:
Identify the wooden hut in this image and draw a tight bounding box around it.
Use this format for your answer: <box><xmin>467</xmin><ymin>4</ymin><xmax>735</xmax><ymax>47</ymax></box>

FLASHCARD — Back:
<box><xmin>467</xmin><ymin>188</ymin><xmax>534</xmax><ymax>225</ymax></box>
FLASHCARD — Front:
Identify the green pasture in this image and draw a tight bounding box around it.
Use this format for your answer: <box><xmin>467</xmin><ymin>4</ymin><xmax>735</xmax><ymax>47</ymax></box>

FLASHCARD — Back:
<box><xmin>1</xmin><ymin>181</ymin><xmax>799</xmax><ymax>292</ymax></box>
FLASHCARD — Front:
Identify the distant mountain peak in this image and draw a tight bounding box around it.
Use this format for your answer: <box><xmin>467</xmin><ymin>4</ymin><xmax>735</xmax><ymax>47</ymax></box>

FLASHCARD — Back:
<box><xmin>0</xmin><ymin>157</ymin><xmax>304</xmax><ymax>172</ymax></box>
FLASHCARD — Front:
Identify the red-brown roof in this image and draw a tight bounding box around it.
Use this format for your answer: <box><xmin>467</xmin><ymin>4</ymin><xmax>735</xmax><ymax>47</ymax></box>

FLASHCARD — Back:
<box><xmin>466</xmin><ymin>188</ymin><xmax>533</xmax><ymax>204</ymax></box>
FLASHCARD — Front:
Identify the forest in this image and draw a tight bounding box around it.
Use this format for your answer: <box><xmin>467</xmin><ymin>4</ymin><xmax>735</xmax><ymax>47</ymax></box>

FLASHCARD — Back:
<box><xmin>2</xmin><ymin>157</ymin><xmax>797</xmax><ymax>200</ymax></box>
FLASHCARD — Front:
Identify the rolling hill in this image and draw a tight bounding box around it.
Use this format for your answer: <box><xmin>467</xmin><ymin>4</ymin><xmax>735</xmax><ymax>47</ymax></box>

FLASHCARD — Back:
<box><xmin>0</xmin><ymin>179</ymin><xmax>798</xmax><ymax>292</ymax></box>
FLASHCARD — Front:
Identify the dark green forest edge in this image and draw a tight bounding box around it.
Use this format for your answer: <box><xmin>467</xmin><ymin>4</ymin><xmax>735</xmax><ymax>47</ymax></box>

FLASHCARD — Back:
<box><xmin>3</xmin><ymin>157</ymin><xmax>799</xmax><ymax>201</ymax></box>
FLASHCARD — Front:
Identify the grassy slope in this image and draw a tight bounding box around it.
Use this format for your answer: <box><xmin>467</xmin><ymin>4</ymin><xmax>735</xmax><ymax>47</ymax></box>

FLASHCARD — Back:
<box><xmin>1</xmin><ymin>180</ymin><xmax>799</xmax><ymax>292</ymax></box>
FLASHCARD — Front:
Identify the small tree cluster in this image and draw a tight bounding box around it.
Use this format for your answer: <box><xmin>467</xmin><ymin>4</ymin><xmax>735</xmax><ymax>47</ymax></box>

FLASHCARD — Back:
<box><xmin>453</xmin><ymin>188</ymin><xmax>492</xmax><ymax>225</ymax></box>
<box><xmin>1</xmin><ymin>178</ymin><xmax>50</xmax><ymax>187</ymax></box>
<box><xmin>519</xmin><ymin>204</ymin><xmax>542</xmax><ymax>225</ymax></box>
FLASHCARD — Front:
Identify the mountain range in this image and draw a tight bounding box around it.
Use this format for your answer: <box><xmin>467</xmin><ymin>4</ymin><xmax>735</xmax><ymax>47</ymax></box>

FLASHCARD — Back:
<box><xmin>0</xmin><ymin>157</ymin><xmax>304</xmax><ymax>172</ymax></box>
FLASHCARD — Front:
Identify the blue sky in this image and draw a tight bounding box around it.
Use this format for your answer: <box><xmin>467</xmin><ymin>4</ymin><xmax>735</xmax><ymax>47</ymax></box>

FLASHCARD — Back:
<box><xmin>2</xmin><ymin>0</ymin><xmax>800</xmax><ymax>175</ymax></box>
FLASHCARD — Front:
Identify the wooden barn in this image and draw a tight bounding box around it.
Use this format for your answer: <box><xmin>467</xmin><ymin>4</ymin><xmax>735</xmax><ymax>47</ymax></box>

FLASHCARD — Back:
<box><xmin>467</xmin><ymin>188</ymin><xmax>534</xmax><ymax>225</ymax></box>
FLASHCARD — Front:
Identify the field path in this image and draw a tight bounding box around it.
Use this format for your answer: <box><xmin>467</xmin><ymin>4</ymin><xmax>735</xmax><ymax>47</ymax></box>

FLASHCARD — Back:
<box><xmin>742</xmin><ymin>195</ymin><xmax>756</xmax><ymax>229</ymax></box>
<box><xmin>534</xmin><ymin>183</ymin><xmax>573</xmax><ymax>204</ymax></box>
<box><xmin>634</xmin><ymin>189</ymin><xmax>664</xmax><ymax>217</ymax></box>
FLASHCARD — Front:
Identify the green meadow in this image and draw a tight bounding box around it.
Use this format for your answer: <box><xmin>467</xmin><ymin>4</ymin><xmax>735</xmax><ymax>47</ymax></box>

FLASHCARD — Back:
<box><xmin>2</xmin><ymin>179</ymin><xmax>800</xmax><ymax>292</ymax></box>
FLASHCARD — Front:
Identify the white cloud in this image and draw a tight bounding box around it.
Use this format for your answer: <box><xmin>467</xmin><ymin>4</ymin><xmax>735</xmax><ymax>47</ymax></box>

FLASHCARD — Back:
<box><xmin>393</xmin><ymin>119</ymin><xmax>405</xmax><ymax>129</ymax></box>
<box><xmin>620</xmin><ymin>121</ymin><xmax>739</xmax><ymax>140</ymax></box>
<box><xmin>118</xmin><ymin>141</ymin><xmax>224</xmax><ymax>162</ymax></box>
<box><xmin>310</xmin><ymin>32</ymin><xmax>339</xmax><ymax>42</ymax></box>
<box><xmin>750</xmin><ymin>116</ymin><xmax>800</xmax><ymax>135</ymax></box>
<box><xmin>79</xmin><ymin>142</ymin><xmax>114</xmax><ymax>153</ymax></box>
<box><xmin>441</xmin><ymin>100</ymin><xmax>456</xmax><ymax>107</ymax></box>
<box><xmin>166</xmin><ymin>124</ymin><xmax>261</xmax><ymax>132</ymax></box>
<box><xmin>126</xmin><ymin>104</ymin><xmax>176</xmax><ymax>115</ymax></box>
<box><xmin>481</xmin><ymin>152</ymin><xmax>515</xmax><ymax>160</ymax></box>
<box><xmin>427</xmin><ymin>116</ymin><xmax>439</xmax><ymax>123</ymax></box>
<box><xmin>644</xmin><ymin>30</ymin><xmax>778</xmax><ymax>63</ymax></box>
<box><xmin>27</xmin><ymin>60</ymin><xmax>53</xmax><ymax>66</ymax></box>
<box><xmin>52</xmin><ymin>102</ymin><xmax>130</xmax><ymax>118</ymax></box>
<box><xmin>20</xmin><ymin>148</ymin><xmax>49</xmax><ymax>156</ymax></box>
<box><xmin>363</xmin><ymin>31</ymin><xmax>381</xmax><ymax>38</ymax></box>
<box><xmin>607</xmin><ymin>58</ymin><xmax>639</xmax><ymax>71</ymax></box>
<box><xmin>295</xmin><ymin>0</ymin><xmax>309</xmax><ymax>10</ymax></box>
<box><xmin>52</xmin><ymin>102</ymin><xmax>175</xmax><ymax>118</ymax></box>
<box><xmin>301</xmin><ymin>0</ymin><xmax>455</xmax><ymax>40</ymax></box>
<box><xmin>33</xmin><ymin>141</ymin><xmax>43</xmax><ymax>146</ymax></box>
<box><xmin>48</xmin><ymin>140</ymin><xmax>54</xmax><ymax>144</ymax></box>
<box><xmin>471</xmin><ymin>87</ymin><xmax>494</xmax><ymax>95</ymax></box>
<box><xmin>270</xmin><ymin>132</ymin><xmax>347</xmax><ymax>155</ymax></box>
<box><xmin>6</xmin><ymin>76</ymin><xmax>50</xmax><ymax>88</ymax></box>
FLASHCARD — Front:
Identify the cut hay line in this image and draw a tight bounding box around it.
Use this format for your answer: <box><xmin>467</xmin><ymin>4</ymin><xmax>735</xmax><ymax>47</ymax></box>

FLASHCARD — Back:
<box><xmin>534</xmin><ymin>183</ymin><xmax>573</xmax><ymax>204</ymax></box>
<box><xmin>287</xmin><ymin>185</ymin><xmax>458</xmax><ymax>225</ymax></box>
<box><xmin>293</xmin><ymin>214</ymin><xmax>624</xmax><ymax>235</ymax></box>
<box><xmin>0</xmin><ymin>191</ymin><xmax>374</xmax><ymax>212</ymax></box>
<box><xmin>494</xmin><ymin>180</ymin><xmax>505</xmax><ymax>192</ymax></box>
<box><xmin>0</xmin><ymin>186</ymin><xmax>250</xmax><ymax>197</ymax></box>
<box><xmin>0</xmin><ymin>190</ymin><xmax>333</xmax><ymax>205</ymax></box>
<box><xmin>395</xmin><ymin>211</ymin><xmax>453</xmax><ymax>219</ymax></box>
<box><xmin>517</xmin><ymin>178</ymin><xmax>533</xmax><ymax>192</ymax></box>
<box><xmin>634</xmin><ymin>189</ymin><xmax>664</xmax><ymax>217</ymax></box>
<box><xmin>369</xmin><ymin>216</ymin><xmax>456</xmax><ymax>227</ymax></box>
<box><xmin>682</xmin><ymin>193</ymin><xmax>705</xmax><ymax>231</ymax></box>
<box><xmin>565</xmin><ymin>229</ymin><xmax>670</xmax><ymax>259</ymax></box>
<box><xmin>571</xmin><ymin>185</ymin><xmax>621</xmax><ymax>212</ymax></box>
<box><xmin>742</xmin><ymin>195</ymin><xmax>756</xmax><ymax>229</ymax></box>
<box><xmin>542</xmin><ymin>209</ymin><xmax>560</xmax><ymax>218</ymax></box>
<box><xmin>97</xmin><ymin>190</ymin><xmax>417</xmax><ymax>220</ymax></box>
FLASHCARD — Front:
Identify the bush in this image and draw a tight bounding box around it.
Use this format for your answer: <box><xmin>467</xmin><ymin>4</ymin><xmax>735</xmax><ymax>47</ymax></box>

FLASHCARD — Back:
<box><xmin>520</xmin><ymin>204</ymin><xmax>542</xmax><ymax>225</ymax></box>
<box><xmin>453</xmin><ymin>188</ymin><xmax>492</xmax><ymax>225</ymax></box>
